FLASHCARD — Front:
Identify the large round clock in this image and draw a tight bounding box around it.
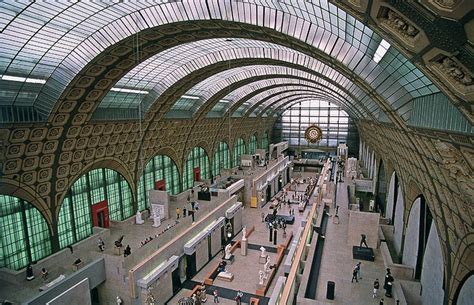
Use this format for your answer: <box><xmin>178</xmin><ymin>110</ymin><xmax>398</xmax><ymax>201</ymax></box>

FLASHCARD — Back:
<box><xmin>304</xmin><ymin>125</ymin><xmax>323</xmax><ymax>143</ymax></box>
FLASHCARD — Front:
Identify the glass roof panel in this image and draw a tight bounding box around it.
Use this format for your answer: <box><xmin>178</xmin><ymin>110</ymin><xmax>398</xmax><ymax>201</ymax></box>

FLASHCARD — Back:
<box><xmin>0</xmin><ymin>0</ymin><xmax>445</xmax><ymax>123</ymax></box>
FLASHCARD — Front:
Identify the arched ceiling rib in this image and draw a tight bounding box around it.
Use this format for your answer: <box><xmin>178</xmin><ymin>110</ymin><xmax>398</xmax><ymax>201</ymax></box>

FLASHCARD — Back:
<box><xmin>0</xmin><ymin>1</ymin><xmax>461</xmax><ymax>126</ymax></box>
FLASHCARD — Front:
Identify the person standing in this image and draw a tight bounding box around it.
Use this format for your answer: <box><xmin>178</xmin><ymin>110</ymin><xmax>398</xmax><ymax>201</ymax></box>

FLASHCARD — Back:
<box><xmin>98</xmin><ymin>237</ymin><xmax>105</xmax><ymax>252</ymax></box>
<box><xmin>373</xmin><ymin>278</ymin><xmax>380</xmax><ymax>298</ymax></box>
<box><xmin>355</xmin><ymin>262</ymin><xmax>362</xmax><ymax>279</ymax></box>
<box><xmin>213</xmin><ymin>289</ymin><xmax>219</xmax><ymax>303</ymax></box>
<box><xmin>41</xmin><ymin>267</ymin><xmax>48</xmax><ymax>282</ymax></box>
<box><xmin>176</xmin><ymin>207</ymin><xmax>180</xmax><ymax>219</ymax></box>
<box><xmin>384</xmin><ymin>268</ymin><xmax>394</xmax><ymax>297</ymax></box>
<box><xmin>183</xmin><ymin>206</ymin><xmax>187</xmax><ymax>218</ymax></box>
<box><xmin>360</xmin><ymin>234</ymin><xmax>368</xmax><ymax>248</ymax></box>
<box><xmin>351</xmin><ymin>267</ymin><xmax>358</xmax><ymax>283</ymax></box>
<box><xmin>235</xmin><ymin>290</ymin><xmax>243</xmax><ymax>305</ymax></box>
<box><xmin>379</xmin><ymin>298</ymin><xmax>384</xmax><ymax>305</ymax></box>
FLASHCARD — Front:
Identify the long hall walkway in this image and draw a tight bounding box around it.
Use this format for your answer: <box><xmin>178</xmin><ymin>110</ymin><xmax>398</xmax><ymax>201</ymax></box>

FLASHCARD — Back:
<box><xmin>314</xmin><ymin>181</ymin><xmax>396</xmax><ymax>305</ymax></box>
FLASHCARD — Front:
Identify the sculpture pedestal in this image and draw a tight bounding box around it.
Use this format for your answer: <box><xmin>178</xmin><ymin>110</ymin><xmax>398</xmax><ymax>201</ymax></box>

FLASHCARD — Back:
<box><xmin>241</xmin><ymin>239</ymin><xmax>248</xmax><ymax>256</ymax></box>
<box><xmin>114</xmin><ymin>246</ymin><xmax>122</xmax><ymax>256</ymax></box>
<box><xmin>223</xmin><ymin>254</ymin><xmax>235</xmax><ymax>265</ymax></box>
<box><xmin>352</xmin><ymin>246</ymin><xmax>374</xmax><ymax>261</ymax></box>
<box><xmin>259</xmin><ymin>255</ymin><xmax>268</xmax><ymax>264</ymax></box>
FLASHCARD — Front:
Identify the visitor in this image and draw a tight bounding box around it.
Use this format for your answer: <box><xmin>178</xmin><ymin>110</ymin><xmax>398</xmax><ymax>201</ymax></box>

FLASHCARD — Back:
<box><xmin>183</xmin><ymin>206</ymin><xmax>187</xmax><ymax>218</ymax></box>
<box><xmin>98</xmin><ymin>237</ymin><xmax>105</xmax><ymax>252</ymax></box>
<box><xmin>351</xmin><ymin>267</ymin><xmax>358</xmax><ymax>283</ymax></box>
<box><xmin>41</xmin><ymin>267</ymin><xmax>49</xmax><ymax>282</ymax></box>
<box><xmin>384</xmin><ymin>268</ymin><xmax>394</xmax><ymax>297</ymax></box>
<box><xmin>355</xmin><ymin>262</ymin><xmax>362</xmax><ymax>279</ymax></box>
<box><xmin>213</xmin><ymin>289</ymin><xmax>219</xmax><ymax>303</ymax></box>
<box><xmin>123</xmin><ymin>245</ymin><xmax>131</xmax><ymax>257</ymax></box>
<box><xmin>261</xmin><ymin>212</ymin><xmax>265</xmax><ymax>222</ymax></box>
<box><xmin>176</xmin><ymin>207</ymin><xmax>180</xmax><ymax>219</ymax></box>
<box><xmin>373</xmin><ymin>278</ymin><xmax>380</xmax><ymax>298</ymax></box>
<box><xmin>360</xmin><ymin>234</ymin><xmax>368</xmax><ymax>248</ymax></box>
<box><xmin>379</xmin><ymin>298</ymin><xmax>384</xmax><ymax>305</ymax></box>
<box><xmin>235</xmin><ymin>290</ymin><xmax>243</xmax><ymax>305</ymax></box>
<box><xmin>26</xmin><ymin>263</ymin><xmax>35</xmax><ymax>281</ymax></box>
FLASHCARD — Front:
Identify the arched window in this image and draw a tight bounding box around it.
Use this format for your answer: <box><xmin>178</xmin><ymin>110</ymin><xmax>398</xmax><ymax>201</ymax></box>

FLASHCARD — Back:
<box><xmin>248</xmin><ymin>134</ymin><xmax>257</xmax><ymax>154</ymax></box>
<box><xmin>137</xmin><ymin>154</ymin><xmax>180</xmax><ymax>211</ymax></box>
<box><xmin>0</xmin><ymin>195</ymin><xmax>51</xmax><ymax>270</ymax></box>
<box><xmin>183</xmin><ymin>147</ymin><xmax>210</xmax><ymax>190</ymax></box>
<box><xmin>212</xmin><ymin>141</ymin><xmax>230</xmax><ymax>176</ymax></box>
<box><xmin>57</xmin><ymin>168</ymin><xmax>133</xmax><ymax>249</ymax></box>
<box><xmin>233</xmin><ymin>138</ymin><xmax>246</xmax><ymax>167</ymax></box>
<box><xmin>261</xmin><ymin>131</ymin><xmax>269</xmax><ymax>151</ymax></box>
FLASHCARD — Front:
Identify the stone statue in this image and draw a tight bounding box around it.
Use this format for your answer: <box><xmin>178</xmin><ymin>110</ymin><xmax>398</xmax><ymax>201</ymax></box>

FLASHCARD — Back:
<box><xmin>224</xmin><ymin>244</ymin><xmax>232</xmax><ymax>259</ymax></box>
<box><xmin>242</xmin><ymin>226</ymin><xmax>247</xmax><ymax>241</ymax></box>
<box><xmin>135</xmin><ymin>211</ymin><xmax>144</xmax><ymax>225</ymax></box>
<box><xmin>258</xmin><ymin>270</ymin><xmax>266</xmax><ymax>285</ymax></box>
<box><xmin>145</xmin><ymin>287</ymin><xmax>156</xmax><ymax>305</ymax></box>
<box><xmin>152</xmin><ymin>210</ymin><xmax>161</xmax><ymax>228</ymax></box>
<box><xmin>264</xmin><ymin>256</ymin><xmax>271</xmax><ymax>274</ymax></box>
<box><xmin>116</xmin><ymin>296</ymin><xmax>123</xmax><ymax>305</ymax></box>
<box><xmin>260</xmin><ymin>246</ymin><xmax>266</xmax><ymax>258</ymax></box>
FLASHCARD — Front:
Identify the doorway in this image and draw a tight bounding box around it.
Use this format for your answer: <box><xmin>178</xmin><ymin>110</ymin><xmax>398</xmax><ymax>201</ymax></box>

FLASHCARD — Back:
<box><xmin>185</xmin><ymin>253</ymin><xmax>197</xmax><ymax>279</ymax></box>
<box><xmin>91</xmin><ymin>200</ymin><xmax>109</xmax><ymax>228</ymax></box>
<box><xmin>194</xmin><ymin>167</ymin><xmax>201</xmax><ymax>182</ymax></box>
<box><xmin>266</xmin><ymin>186</ymin><xmax>272</xmax><ymax>203</ymax></box>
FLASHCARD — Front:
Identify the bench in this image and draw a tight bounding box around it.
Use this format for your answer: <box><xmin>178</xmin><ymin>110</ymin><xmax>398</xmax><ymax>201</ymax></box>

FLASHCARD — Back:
<box><xmin>188</xmin><ymin>284</ymin><xmax>201</xmax><ymax>297</ymax></box>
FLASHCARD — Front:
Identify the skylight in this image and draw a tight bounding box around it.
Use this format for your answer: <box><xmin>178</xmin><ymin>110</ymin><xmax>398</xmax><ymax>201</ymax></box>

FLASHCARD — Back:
<box><xmin>1</xmin><ymin>75</ymin><xmax>46</xmax><ymax>84</ymax></box>
<box><xmin>181</xmin><ymin>95</ymin><xmax>200</xmax><ymax>100</ymax></box>
<box><xmin>110</xmin><ymin>88</ymin><xmax>148</xmax><ymax>94</ymax></box>
<box><xmin>373</xmin><ymin>39</ymin><xmax>391</xmax><ymax>63</ymax></box>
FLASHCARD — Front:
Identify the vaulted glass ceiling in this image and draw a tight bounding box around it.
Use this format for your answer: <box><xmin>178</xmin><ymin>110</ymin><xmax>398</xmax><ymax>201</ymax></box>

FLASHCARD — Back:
<box><xmin>0</xmin><ymin>0</ymin><xmax>442</xmax><ymax>124</ymax></box>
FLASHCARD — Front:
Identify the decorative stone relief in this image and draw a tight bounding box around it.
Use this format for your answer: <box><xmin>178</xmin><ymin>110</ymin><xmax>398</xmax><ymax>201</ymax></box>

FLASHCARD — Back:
<box><xmin>430</xmin><ymin>56</ymin><xmax>474</xmax><ymax>100</ymax></box>
<box><xmin>434</xmin><ymin>140</ymin><xmax>474</xmax><ymax>201</ymax></box>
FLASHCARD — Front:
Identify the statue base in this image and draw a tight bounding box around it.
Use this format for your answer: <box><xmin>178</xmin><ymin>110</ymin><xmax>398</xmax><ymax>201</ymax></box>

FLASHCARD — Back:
<box><xmin>259</xmin><ymin>255</ymin><xmax>268</xmax><ymax>264</ymax></box>
<box><xmin>223</xmin><ymin>254</ymin><xmax>235</xmax><ymax>265</ymax></box>
<box><xmin>352</xmin><ymin>246</ymin><xmax>374</xmax><ymax>261</ymax></box>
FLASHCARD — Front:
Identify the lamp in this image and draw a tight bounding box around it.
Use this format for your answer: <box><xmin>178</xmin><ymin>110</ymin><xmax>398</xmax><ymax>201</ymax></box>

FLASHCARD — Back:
<box><xmin>225</xmin><ymin>222</ymin><xmax>233</xmax><ymax>239</ymax></box>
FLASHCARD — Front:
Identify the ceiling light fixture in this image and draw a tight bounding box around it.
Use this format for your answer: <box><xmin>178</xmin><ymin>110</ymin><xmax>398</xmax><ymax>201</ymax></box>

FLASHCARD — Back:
<box><xmin>181</xmin><ymin>95</ymin><xmax>200</xmax><ymax>100</ymax></box>
<box><xmin>1</xmin><ymin>75</ymin><xmax>46</xmax><ymax>84</ymax></box>
<box><xmin>110</xmin><ymin>87</ymin><xmax>148</xmax><ymax>94</ymax></box>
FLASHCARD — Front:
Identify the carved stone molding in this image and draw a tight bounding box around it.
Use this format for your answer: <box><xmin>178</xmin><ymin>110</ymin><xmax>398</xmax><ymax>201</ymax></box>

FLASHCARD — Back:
<box><xmin>424</xmin><ymin>49</ymin><xmax>474</xmax><ymax>102</ymax></box>
<box><xmin>421</xmin><ymin>0</ymin><xmax>470</xmax><ymax>19</ymax></box>
<box><xmin>372</xmin><ymin>4</ymin><xmax>430</xmax><ymax>53</ymax></box>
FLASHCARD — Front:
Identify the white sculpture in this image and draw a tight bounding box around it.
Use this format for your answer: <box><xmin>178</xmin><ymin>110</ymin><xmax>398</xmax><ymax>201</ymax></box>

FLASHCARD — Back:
<box><xmin>224</xmin><ymin>243</ymin><xmax>232</xmax><ymax>259</ymax></box>
<box><xmin>135</xmin><ymin>211</ymin><xmax>144</xmax><ymax>225</ymax></box>
<box><xmin>258</xmin><ymin>270</ymin><xmax>266</xmax><ymax>285</ymax></box>
<box><xmin>242</xmin><ymin>226</ymin><xmax>247</xmax><ymax>241</ymax></box>
<box><xmin>264</xmin><ymin>256</ymin><xmax>271</xmax><ymax>274</ymax></box>
<box><xmin>260</xmin><ymin>246</ymin><xmax>267</xmax><ymax>258</ymax></box>
<box><xmin>116</xmin><ymin>296</ymin><xmax>123</xmax><ymax>305</ymax></box>
<box><xmin>152</xmin><ymin>211</ymin><xmax>161</xmax><ymax>228</ymax></box>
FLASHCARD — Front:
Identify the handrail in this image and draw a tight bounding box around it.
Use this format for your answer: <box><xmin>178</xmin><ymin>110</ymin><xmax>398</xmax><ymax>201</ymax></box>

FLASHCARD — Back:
<box><xmin>278</xmin><ymin>159</ymin><xmax>331</xmax><ymax>305</ymax></box>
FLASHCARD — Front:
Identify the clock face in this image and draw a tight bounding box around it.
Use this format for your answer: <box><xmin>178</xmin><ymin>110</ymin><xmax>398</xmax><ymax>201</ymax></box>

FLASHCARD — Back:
<box><xmin>304</xmin><ymin>125</ymin><xmax>323</xmax><ymax>143</ymax></box>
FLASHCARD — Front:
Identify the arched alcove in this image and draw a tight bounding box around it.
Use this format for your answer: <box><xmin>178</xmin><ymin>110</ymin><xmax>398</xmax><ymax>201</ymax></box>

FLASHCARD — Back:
<box><xmin>455</xmin><ymin>272</ymin><xmax>474</xmax><ymax>305</ymax></box>
<box><xmin>420</xmin><ymin>222</ymin><xmax>445</xmax><ymax>305</ymax></box>
<box><xmin>137</xmin><ymin>154</ymin><xmax>181</xmax><ymax>211</ymax></box>
<box><xmin>0</xmin><ymin>194</ymin><xmax>52</xmax><ymax>270</ymax></box>
<box><xmin>393</xmin><ymin>183</ymin><xmax>405</xmax><ymax>256</ymax></box>
<box><xmin>212</xmin><ymin>141</ymin><xmax>230</xmax><ymax>176</ymax></box>
<box><xmin>57</xmin><ymin>168</ymin><xmax>133</xmax><ymax>249</ymax></box>
<box><xmin>386</xmin><ymin>172</ymin><xmax>397</xmax><ymax>221</ymax></box>
<box><xmin>248</xmin><ymin>134</ymin><xmax>258</xmax><ymax>155</ymax></box>
<box><xmin>402</xmin><ymin>195</ymin><xmax>433</xmax><ymax>280</ymax></box>
<box><xmin>183</xmin><ymin>147</ymin><xmax>210</xmax><ymax>191</ymax></box>
<box><xmin>375</xmin><ymin>160</ymin><xmax>387</xmax><ymax>216</ymax></box>
<box><xmin>232</xmin><ymin>138</ymin><xmax>246</xmax><ymax>167</ymax></box>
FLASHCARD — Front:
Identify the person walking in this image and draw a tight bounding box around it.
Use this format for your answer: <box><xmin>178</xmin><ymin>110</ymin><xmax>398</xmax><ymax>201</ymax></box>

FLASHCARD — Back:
<box><xmin>176</xmin><ymin>207</ymin><xmax>180</xmax><ymax>219</ymax></box>
<box><xmin>41</xmin><ymin>267</ymin><xmax>49</xmax><ymax>282</ymax></box>
<box><xmin>373</xmin><ymin>278</ymin><xmax>380</xmax><ymax>298</ymax></box>
<box><xmin>351</xmin><ymin>267</ymin><xmax>358</xmax><ymax>283</ymax></box>
<box><xmin>235</xmin><ymin>290</ymin><xmax>243</xmax><ymax>305</ymax></box>
<box><xmin>213</xmin><ymin>289</ymin><xmax>219</xmax><ymax>303</ymax></box>
<box><xmin>183</xmin><ymin>206</ymin><xmax>187</xmax><ymax>218</ymax></box>
<box><xmin>355</xmin><ymin>262</ymin><xmax>362</xmax><ymax>279</ymax></box>
<box><xmin>384</xmin><ymin>268</ymin><xmax>394</xmax><ymax>297</ymax></box>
